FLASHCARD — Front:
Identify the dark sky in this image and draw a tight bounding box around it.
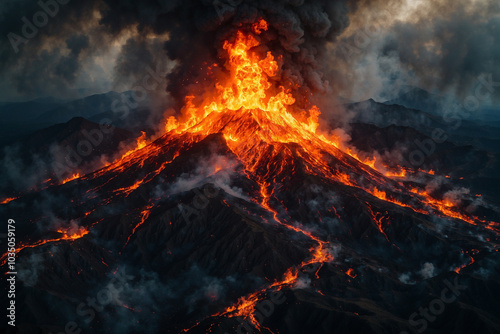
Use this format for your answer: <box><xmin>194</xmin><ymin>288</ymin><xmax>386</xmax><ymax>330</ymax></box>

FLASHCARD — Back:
<box><xmin>0</xmin><ymin>0</ymin><xmax>499</xmax><ymax>108</ymax></box>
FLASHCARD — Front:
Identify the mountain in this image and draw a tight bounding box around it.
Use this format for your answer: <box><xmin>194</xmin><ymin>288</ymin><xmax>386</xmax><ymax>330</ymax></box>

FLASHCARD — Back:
<box><xmin>346</xmin><ymin>98</ymin><xmax>500</xmax><ymax>154</ymax></box>
<box><xmin>384</xmin><ymin>86</ymin><xmax>444</xmax><ymax>115</ymax></box>
<box><xmin>33</xmin><ymin>92</ymin><xmax>124</xmax><ymax>123</ymax></box>
<box><xmin>1</xmin><ymin>27</ymin><xmax>499</xmax><ymax>334</ymax></box>
<box><xmin>0</xmin><ymin>117</ymin><xmax>134</xmax><ymax>195</ymax></box>
<box><xmin>0</xmin><ymin>97</ymin><xmax>65</xmax><ymax>122</ymax></box>
<box><xmin>1</xmin><ymin>111</ymin><xmax>499</xmax><ymax>334</ymax></box>
<box><xmin>384</xmin><ymin>86</ymin><xmax>500</xmax><ymax>122</ymax></box>
<box><xmin>0</xmin><ymin>91</ymin><xmax>139</xmax><ymax>146</ymax></box>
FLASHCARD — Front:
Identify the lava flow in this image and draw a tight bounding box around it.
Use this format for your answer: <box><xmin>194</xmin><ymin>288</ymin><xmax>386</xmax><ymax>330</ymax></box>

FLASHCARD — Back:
<box><xmin>1</xmin><ymin>225</ymin><xmax>90</xmax><ymax>267</ymax></box>
<box><xmin>2</xmin><ymin>17</ymin><xmax>498</xmax><ymax>334</ymax></box>
<box><xmin>154</xmin><ymin>20</ymin><xmax>498</xmax><ymax>332</ymax></box>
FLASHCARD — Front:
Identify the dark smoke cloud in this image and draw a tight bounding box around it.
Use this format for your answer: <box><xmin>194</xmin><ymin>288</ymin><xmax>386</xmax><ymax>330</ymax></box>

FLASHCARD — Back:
<box><xmin>0</xmin><ymin>0</ymin><xmax>107</xmax><ymax>99</ymax></box>
<box><xmin>1</xmin><ymin>0</ymin><xmax>498</xmax><ymax>112</ymax></box>
<box><xmin>153</xmin><ymin>0</ymin><xmax>353</xmax><ymax>111</ymax></box>
<box><xmin>385</xmin><ymin>1</ymin><xmax>500</xmax><ymax>98</ymax></box>
<box><xmin>330</xmin><ymin>0</ymin><xmax>500</xmax><ymax>103</ymax></box>
<box><xmin>0</xmin><ymin>0</ymin><xmax>353</xmax><ymax>109</ymax></box>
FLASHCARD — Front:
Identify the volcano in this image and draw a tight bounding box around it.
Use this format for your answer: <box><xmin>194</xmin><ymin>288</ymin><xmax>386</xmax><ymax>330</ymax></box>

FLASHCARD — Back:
<box><xmin>1</xmin><ymin>20</ymin><xmax>500</xmax><ymax>334</ymax></box>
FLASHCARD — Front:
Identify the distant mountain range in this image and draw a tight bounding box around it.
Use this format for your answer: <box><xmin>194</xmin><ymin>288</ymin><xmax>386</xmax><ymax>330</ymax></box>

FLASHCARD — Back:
<box><xmin>0</xmin><ymin>91</ymin><xmax>142</xmax><ymax>146</ymax></box>
<box><xmin>384</xmin><ymin>86</ymin><xmax>500</xmax><ymax>121</ymax></box>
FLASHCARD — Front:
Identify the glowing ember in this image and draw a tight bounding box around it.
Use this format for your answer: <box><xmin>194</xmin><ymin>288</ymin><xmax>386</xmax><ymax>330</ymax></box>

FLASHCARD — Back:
<box><xmin>346</xmin><ymin>268</ymin><xmax>357</xmax><ymax>278</ymax></box>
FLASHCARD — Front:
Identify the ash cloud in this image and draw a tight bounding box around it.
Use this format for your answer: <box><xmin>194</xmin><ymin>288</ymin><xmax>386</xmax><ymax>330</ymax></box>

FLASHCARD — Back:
<box><xmin>330</xmin><ymin>0</ymin><xmax>500</xmax><ymax>103</ymax></box>
<box><xmin>1</xmin><ymin>0</ymin><xmax>498</xmax><ymax>118</ymax></box>
<box><xmin>0</xmin><ymin>0</ymin><xmax>354</xmax><ymax>112</ymax></box>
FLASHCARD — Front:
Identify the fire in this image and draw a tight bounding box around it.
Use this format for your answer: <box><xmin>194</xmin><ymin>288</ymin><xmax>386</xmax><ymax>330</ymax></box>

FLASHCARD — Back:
<box><xmin>164</xmin><ymin>20</ymin><xmax>497</xmax><ymax>331</ymax></box>
<box><xmin>123</xmin><ymin>131</ymin><xmax>148</xmax><ymax>158</ymax></box>
<box><xmin>161</xmin><ymin>19</ymin><xmax>455</xmax><ymax>224</ymax></box>
<box><xmin>62</xmin><ymin>173</ymin><xmax>81</xmax><ymax>184</ymax></box>
<box><xmin>56</xmin><ymin>226</ymin><xmax>90</xmax><ymax>241</ymax></box>
<box><xmin>419</xmin><ymin>168</ymin><xmax>435</xmax><ymax>175</ymax></box>
<box><xmin>252</xmin><ymin>18</ymin><xmax>268</xmax><ymax>35</ymax></box>
<box><xmin>384</xmin><ymin>168</ymin><xmax>407</xmax><ymax>178</ymax></box>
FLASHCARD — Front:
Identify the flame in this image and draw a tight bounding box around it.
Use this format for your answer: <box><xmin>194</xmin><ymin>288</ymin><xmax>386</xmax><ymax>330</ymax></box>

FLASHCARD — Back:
<box><xmin>384</xmin><ymin>168</ymin><xmax>407</xmax><ymax>178</ymax></box>
<box><xmin>123</xmin><ymin>131</ymin><xmax>148</xmax><ymax>158</ymax></box>
<box><xmin>62</xmin><ymin>173</ymin><xmax>81</xmax><ymax>184</ymax></box>
<box><xmin>55</xmin><ymin>226</ymin><xmax>90</xmax><ymax>240</ymax></box>
<box><xmin>162</xmin><ymin>21</ymin><xmax>497</xmax><ymax>332</ymax></box>
<box><xmin>418</xmin><ymin>168</ymin><xmax>435</xmax><ymax>175</ymax></box>
<box><xmin>252</xmin><ymin>18</ymin><xmax>269</xmax><ymax>35</ymax></box>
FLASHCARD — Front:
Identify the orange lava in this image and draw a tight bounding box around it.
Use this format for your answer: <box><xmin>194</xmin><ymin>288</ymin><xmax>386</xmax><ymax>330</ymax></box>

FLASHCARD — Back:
<box><xmin>170</xmin><ymin>20</ymin><xmax>497</xmax><ymax>332</ymax></box>
<box><xmin>366</xmin><ymin>204</ymin><xmax>391</xmax><ymax>242</ymax></box>
<box><xmin>1</xmin><ymin>226</ymin><xmax>90</xmax><ymax>267</ymax></box>
<box><xmin>454</xmin><ymin>249</ymin><xmax>479</xmax><ymax>274</ymax></box>
<box><xmin>384</xmin><ymin>168</ymin><xmax>407</xmax><ymax>178</ymax></box>
<box><xmin>62</xmin><ymin>173</ymin><xmax>81</xmax><ymax>184</ymax></box>
<box><xmin>0</xmin><ymin>197</ymin><xmax>18</xmax><ymax>204</ymax></box>
<box><xmin>123</xmin><ymin>131</ymin><xmax>148</xmax><ymax>158</ymax></box>
<box><xmin>346</xmin><ymin>268</ymin><xmax>357</xmax><ymax>278</ymax></box>
<box><xmin>123</xmin><ymin>204</ymin><xmax>154</xmax><ymax>247</ymax></box>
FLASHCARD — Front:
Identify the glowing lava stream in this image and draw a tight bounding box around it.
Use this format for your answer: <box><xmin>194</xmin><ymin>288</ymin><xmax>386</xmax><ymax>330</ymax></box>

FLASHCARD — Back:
<box><xmin>0</xmin><ymin>225</ymin><xmax>91</xmax><ymax>267</ymax></box>
<box><xmin>187</xmin><ymin>182</ymin><xmax>334</xmax><ymax>333</ymax></box>
<box><xmin>182</xmin><ymin>167</ymin><xmax>334</xmax><ymax>332</ymax></box>
<box><xmin>1</xmin><ymin>197</ymin><xmax>19</xmax><ymax>204</ymax></box>
<box><xmin>123</xmin><ymin>204</ymin><xmax>154</xmax><ymax>248</ymax></box>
